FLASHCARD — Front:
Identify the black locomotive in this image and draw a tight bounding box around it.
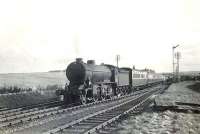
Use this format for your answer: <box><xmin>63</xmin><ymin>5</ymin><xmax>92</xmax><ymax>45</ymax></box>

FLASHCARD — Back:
<box><xmin>62</xmin><ymin>58</ymin><xmax>165</xmax><ymax>105</ymax></box>
<box><xmin>64</xmin><ymin>58</ymin><xmax>132</xmax><ymax>105</ymax></box>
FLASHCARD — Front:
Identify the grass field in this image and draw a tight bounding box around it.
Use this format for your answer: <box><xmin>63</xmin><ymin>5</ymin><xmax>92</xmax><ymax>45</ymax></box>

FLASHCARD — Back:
<box><xmin>0</xmin><ymin>71</ymin><xmax>69</xmax><ymax>89</ymax></box>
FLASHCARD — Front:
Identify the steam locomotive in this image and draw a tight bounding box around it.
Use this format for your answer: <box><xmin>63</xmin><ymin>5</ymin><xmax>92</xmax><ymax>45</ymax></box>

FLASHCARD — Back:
<box><xmin>63</xmin><ymin>58</ymin><xmax>164</xmax><ymax>105</ymax></box>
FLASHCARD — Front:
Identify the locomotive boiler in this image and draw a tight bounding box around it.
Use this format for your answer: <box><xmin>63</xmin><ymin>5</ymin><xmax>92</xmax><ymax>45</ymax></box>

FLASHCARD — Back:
<box><xmin>65</xmin><ymin>58</ymin><xmax>122</xmax><ymax>104</ymax></box>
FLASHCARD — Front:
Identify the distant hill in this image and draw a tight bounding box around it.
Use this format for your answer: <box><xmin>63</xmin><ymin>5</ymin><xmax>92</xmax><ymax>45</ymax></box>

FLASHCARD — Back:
<box><xmin>0</xmin><ymin>71</ymin><xmax>69</xmax><ymax>89</ymax></box>
<box><xmin>161</xmin><ymin>71</ymin><xmax>200</xmax><ymax>76</ymax></box>
<box><xmin>180</xmin><ymin>71</ymin><xmax>200</xmax><ymax>76</ymax></box>
<box><xmin>48</xmin><ymin>70</ymin><xmax>65</xmax><ymax>72</ymax></box>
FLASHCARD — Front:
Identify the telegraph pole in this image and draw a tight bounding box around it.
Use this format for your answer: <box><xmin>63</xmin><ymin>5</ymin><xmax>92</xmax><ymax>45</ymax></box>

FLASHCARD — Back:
<box><xmin>172</xmin><ymin>45</ymin><xmax>179</xmax><ymax>82</ymax></box>
<box><xmin>116</xmin><ymin>55</ymin><xmax>120</xmax><ymax>86</ymax></box>
<box><xmin>116</xmin><ymin>55</ymin><xmax>120</xmax><ymax>68</ymax></box>
<box><xmin>173</xmin><ymin>47</ymin><xmax>174</xmax><ymax>77</ymax></box>
<box><xmin>175</xmin><ymin>52</ymin><xmax>181</xmax><ymax>82</ymax></box>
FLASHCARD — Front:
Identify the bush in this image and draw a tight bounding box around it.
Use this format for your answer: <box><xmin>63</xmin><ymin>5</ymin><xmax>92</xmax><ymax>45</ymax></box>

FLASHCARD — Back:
<box><xmin>0</xmin><ymin>86</ymin><xmax>33</xmax><ymax>94</ymax></box>
<box><xmin>0</xmin><ymin>84</ymin><xmax>64</xmax><ymax>94</ymax></box>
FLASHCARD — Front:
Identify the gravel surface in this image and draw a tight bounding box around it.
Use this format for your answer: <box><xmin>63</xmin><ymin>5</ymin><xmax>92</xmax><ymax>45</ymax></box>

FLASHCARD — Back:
<box><xmin>111</xmin><ymin>81</ymin><xmax>200</xmax><ymax>134</ymax></box>
<box><xmin>114</xmin><ymin>109</ymin><xmax>200</xmax><ymax>134</ymax></box>
<box><xmin>155</xmin><ymin>81</ymin><xmax>200</xmax><ymax>106</ymax></box>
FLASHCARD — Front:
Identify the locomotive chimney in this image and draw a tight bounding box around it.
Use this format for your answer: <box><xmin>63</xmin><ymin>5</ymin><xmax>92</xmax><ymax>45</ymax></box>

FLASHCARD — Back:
<box><xmin>76</xmin><ymin>58</ymin><xmax>83</xmax><ymax>63</ymax></box>
<box><xmin>87</xmin><ymin>60</ymin><xmax>95</xmax><ymax>65</ymax></box>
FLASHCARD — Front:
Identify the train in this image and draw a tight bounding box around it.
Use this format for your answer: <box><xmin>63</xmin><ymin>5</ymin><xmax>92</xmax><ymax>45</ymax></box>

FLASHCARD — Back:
<box><xmin>63</xmin><ymin>58</ymin><xmax>165</xmax><ymax>105</ymax></box>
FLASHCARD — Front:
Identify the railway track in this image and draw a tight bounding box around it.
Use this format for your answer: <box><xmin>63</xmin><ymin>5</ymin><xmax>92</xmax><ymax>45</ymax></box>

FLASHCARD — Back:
<box><xmin>1</xmin><ymin>85</ymin><xmax>159</xmax><ymax>134</ymax></box>
<box><xmin>0</xmin><ymin>87</ymin><xmax>150</xmax><ymax>130</ymax></box>
<box><xmin>43</xmin><ymin>86</ymin><xmax>162</xmax><ymax>134</ymax></box>
<box><xmin>6</xmin><ymin>84</ymin><xmax>168</xmax><ymax>134</ymax></box>
<box><xmin>0</xmin><ymin>83</ymin><xmax>159</xmax><ymax>118</ymax></box>
<box><xmin>0</xmin><ymin>100</ymin><xmax>64</xmax><ymax>119</ymax></box>
<box><xmin>0</xmin><ymin>83</ymin><xmax>168</xmax><ymax>134</ymax></box>
<box><xmin>0</xmin><ymin>100</ymin><xmax>63</xmax><ymax>116</ymax></box>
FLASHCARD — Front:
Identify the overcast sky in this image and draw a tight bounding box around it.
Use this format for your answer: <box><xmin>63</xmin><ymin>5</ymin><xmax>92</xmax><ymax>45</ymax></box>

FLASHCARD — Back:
<box><xmin>0</xmin><ymin>0</ymin><xmax>200</xmax><ymax>73</ymax></box>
